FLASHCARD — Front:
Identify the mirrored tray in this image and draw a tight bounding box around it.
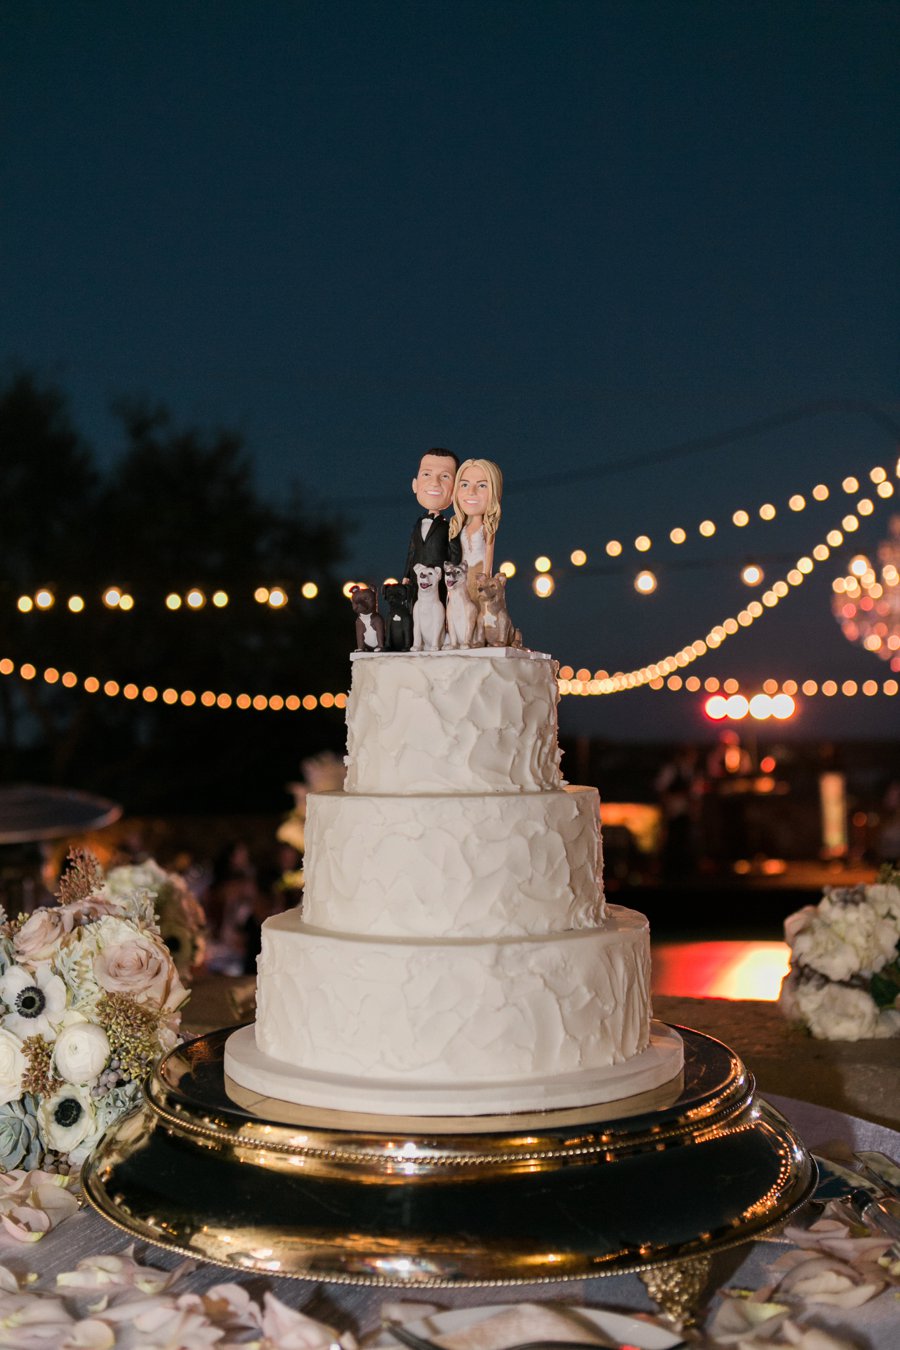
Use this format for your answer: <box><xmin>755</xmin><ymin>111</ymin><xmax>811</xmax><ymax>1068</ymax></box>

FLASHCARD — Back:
<box><xmin>83</xmin><ymin>1024</ymin><xmax>816</xmax><ymax>1287</ymax></box>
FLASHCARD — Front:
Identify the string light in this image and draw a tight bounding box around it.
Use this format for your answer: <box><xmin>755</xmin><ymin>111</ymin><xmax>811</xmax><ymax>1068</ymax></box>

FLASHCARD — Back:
<box><xmin>534</xmin><ymin>556</ymin><xmax>552</xmax><ymax>573</ymax></box>
<box><xmin>0</xmin><ymin>657</ymin><xmax>347</xmax><ymax>711</ymax></box>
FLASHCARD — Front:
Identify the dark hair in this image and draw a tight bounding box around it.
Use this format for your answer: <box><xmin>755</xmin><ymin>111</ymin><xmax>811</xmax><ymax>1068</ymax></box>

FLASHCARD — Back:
<box><xmin>425</xmin><ymin>447</ymin><xmax>459</xmax><ymax>471</ymax></box>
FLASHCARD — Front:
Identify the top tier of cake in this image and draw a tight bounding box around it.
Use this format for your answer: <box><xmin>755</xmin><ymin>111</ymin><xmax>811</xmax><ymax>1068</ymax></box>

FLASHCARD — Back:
<box><xmin>344</xmin><ymin>649</ymin><xmax>563</xmax><ymax>795</ymax></box>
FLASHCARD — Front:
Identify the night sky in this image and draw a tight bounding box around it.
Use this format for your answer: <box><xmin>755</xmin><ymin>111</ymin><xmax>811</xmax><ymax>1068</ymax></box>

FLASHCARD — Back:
<box><xmin>2</xmin><ymin>1</ymin><xmax>898</xmax><ymax>741</ymax></box>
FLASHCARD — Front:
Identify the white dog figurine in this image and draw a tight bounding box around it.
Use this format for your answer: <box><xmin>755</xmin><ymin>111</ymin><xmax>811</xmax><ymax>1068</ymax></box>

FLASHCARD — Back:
<box><xmin>443</xmin><ymin>560</ymin><xmax>482</xmax><ymax>648</ymax></box>
<box><xmin>412</xmin><ymin>564</ymin><xmax>446</xmax><ymax>651</ymax></box>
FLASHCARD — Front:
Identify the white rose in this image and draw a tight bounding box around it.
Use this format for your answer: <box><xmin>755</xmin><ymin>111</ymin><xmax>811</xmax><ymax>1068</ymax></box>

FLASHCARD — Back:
<box><xmin>802</xmin><ymin>983</ymin><xmax>882</xmax><ymax>1040</ymax></box>
<box><xmin>0</xmin><ymin>1028</ymin><xmax>27</xmax><ymax>1105</ymax></box>
<box><xmin>104</xmin><ymin>861</ymin><xmax>167</xmax><ymax>903</ymax></box>
<box><xmin>53</xmin><ymin>1020</ymin><xmax>110</xmax><ymax>1085</ymax></box>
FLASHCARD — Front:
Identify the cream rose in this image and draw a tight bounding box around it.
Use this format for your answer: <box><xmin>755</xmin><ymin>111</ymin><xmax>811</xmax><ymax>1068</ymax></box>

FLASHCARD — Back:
<box><xmin>93</xmin><ymin>933</ymin><xmax>182</xmax><ymax>1007</ymax></box>
<box><xmin>52</xmin><ymin>1020</ymin><xmax>110</xmax><ymax>1085</ymax></box>
<box><xmin>0</xmin><ymin>1029</ymin><xmax>27</xmax><ymax>1106</ymax></box>
<box><xmin>13</xmin><ymin>908</ymin><xmax>74</xmax><ymax>962</ymax></box>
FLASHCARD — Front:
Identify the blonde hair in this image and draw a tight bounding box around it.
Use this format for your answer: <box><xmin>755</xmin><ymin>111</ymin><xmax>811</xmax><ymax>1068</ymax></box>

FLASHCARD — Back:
<box><xmin>449</xmin><ymin>459</ymin><xmax>503</xmax><ymax>542</ymax></box>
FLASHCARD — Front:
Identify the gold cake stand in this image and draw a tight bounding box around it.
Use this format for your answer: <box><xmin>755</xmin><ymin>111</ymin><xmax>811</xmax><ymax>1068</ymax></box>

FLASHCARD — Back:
<box><xmin>83</xmin><ymin>1024</ymin><xmax>816</xmax><ymax>1313</ymax></box>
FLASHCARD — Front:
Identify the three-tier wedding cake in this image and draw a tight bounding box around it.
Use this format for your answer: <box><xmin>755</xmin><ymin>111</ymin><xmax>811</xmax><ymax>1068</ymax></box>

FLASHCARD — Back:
<box><xmin>225</xmin><ymin>647</ymin><xmax>683</xmax><ymax>1115</ymax></box>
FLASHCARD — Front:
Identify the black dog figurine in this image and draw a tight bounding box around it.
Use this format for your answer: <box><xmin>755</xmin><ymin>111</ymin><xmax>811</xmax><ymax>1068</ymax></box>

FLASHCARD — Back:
<box><xmin>350</xmin><ymin>585</ymin><xmax>385</xmax><ymax>651</ymax></box>
<box><xmin>381</xmin><ymin>581</ymin><xmax>414</xmax><ymax>652</ymax></box>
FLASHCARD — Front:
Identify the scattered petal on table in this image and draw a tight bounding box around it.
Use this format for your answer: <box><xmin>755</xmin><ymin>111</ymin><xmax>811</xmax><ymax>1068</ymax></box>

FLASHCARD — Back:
<box><xmin>57</xmin><ymin>1248</ymin><xmax>194</xmax><ymax>1294</ymax></box>
<box><xmin>765</xmin><ymin>1251</ymin><xmax>884</xmax><ymax>1306</ymax></box>
<box><xmin>260</xmin><ymin>1289</ymin><xmax>358</xmax><ymax>1348</ymax></box>
<box><xmin>706</xmin><ymin>1293</ymin><xmax>792</xmax><ymax>1343</ymax></box>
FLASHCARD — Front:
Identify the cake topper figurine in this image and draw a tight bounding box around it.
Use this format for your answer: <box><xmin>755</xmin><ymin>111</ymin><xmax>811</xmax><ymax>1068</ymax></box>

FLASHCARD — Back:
<box><xmin>381</xmin><ymin>580</ymin><xmax>414</xmax><ymax>651</ymax></box>
<box><xmin>448</xmin><ymin>458</ymin><xmax>503</xmax><ymax>600</ymax></box>
<box><xmin>349</xmin><ymin>585</ymin><xmax>385</xmax><ymax>651</ymax></box>
<box><xmin>411</xmin><ymin>563</ymin><xmax>445</xmax><ymax>651</ymax></box>
<box><xmin>403</xmin><ymin>449</ymin><xmax>461</xmax><ymax>602</ymax></box>
<box><xmin>475</xmin><ymin>572</ymin><xmax>521</xmax><ymax>648</ymax></box>
<box><xmin>443</xmin><ymin>560</ymin><xmax>482</xmax><ymax>648</ymax></box>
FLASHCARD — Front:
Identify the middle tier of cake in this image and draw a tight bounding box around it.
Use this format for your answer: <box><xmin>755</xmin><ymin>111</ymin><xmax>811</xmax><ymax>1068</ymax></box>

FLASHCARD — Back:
<box><xmin>302</xmin><ymin>785</ymin><xmax>604</xmax><ymax>938</ymax></box>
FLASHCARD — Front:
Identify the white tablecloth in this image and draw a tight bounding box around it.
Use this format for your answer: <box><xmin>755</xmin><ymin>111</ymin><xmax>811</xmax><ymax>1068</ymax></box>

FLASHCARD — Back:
<box><xmin>3</xmin><ymin>1096</ymin><xmax>897</xmax><ymax>1343</ymax></box>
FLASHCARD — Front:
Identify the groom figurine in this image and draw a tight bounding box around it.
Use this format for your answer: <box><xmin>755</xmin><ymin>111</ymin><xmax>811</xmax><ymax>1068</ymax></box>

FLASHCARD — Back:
<box><xmin>403</xmin><ymin>448</ymin><xmax>461</xmax><ymax>600</ymax></box>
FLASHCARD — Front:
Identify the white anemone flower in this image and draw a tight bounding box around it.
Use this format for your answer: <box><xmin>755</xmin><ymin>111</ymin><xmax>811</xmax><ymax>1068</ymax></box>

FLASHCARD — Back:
<box><xmin>0</xmin><ymin>963</ymin><xmax>67</xmax><ymax>1040</ymax></box>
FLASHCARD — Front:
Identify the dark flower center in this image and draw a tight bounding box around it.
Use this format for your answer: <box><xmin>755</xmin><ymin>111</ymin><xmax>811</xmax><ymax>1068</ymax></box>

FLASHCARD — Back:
<box><xmin>15</xmin><ymin>986</ymin><xmax>46</xmax><ymax>1019</ymax></box>
<box><xmin>166</xmin><ymin>935</ymin><xmax>182</xmax><ymax>955</ymax></box>
<box><xmin>54</xmin><ymin>1098</ymin><xmax>83</xmax><ymax>1129</ymax></box>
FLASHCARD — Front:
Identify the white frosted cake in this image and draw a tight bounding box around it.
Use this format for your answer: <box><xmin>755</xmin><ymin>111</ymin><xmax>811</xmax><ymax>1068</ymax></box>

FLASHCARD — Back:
<box><xmin>225</xmin><ymin>648</ymin><xmax>683</xmax><ymax>1115</ymax></box>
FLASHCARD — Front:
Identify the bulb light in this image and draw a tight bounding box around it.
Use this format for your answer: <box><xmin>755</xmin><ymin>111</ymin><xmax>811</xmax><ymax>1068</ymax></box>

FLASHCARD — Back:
<box><xmin>301</xmin><ymin>582</ymin><xmax>319</xmax><ymax>599</ymax></box>
<box><xmin>35</xmin><ymin>590</ymin><xmax>54</xmax><ymax>609</ymax></box>
<box><xmin>533</xmin><ymin>574</ymin><xmax>555</xmax><ymax>597</ymax></box>
<box><xmin>212</xmin><ymin>590</ymin><xmax>229</xmax><ymax>607</ymax></box>
<box><xmin>534</xmin><ymin>556</ymin><xmax>552</xmax><ymax>573</ymax></box>
<box><xmin>741</xmin><ymin>564</ymin><xmax>763</xmax><ymax>586</ymax></box>
<box><xmin>166</xmin><ymin>594</ymin><xmax>182</xmax><ymax>610</ymax></box>
<box><xmin>634</xmin><ymin>570</ymin><xmax>657</xmax><ymax>594</ymax></box>
<box><xmin>499</xmin><ymin>560</ymin><xmax>516</xmax><ymax>577</ymax></box>
<box><xmin>570</xmin><ymin>549</ymin><xmax>587</xmax><ymax>567</ymax></box>
<box><xmin>68</xmin><ymin>595</ymin><xmax>85</xmax><ymax>613</ymax></box>
<box><xmin>103</xmin><ymin>588</ymin><xmax>121</xmax><ymax>609</ymax></box>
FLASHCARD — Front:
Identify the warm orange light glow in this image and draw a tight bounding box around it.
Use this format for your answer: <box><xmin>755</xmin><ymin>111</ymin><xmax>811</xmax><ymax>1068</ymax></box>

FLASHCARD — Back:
<box><xmin>499</xmin><ymin>560</ymin><xmax>516</xmax><ymax>577</ymax></box>
<box><xmin>102</xmin><ymin>587</ymin><xmax>121</xmax><ymax>608</ymax></box>
<box><xmin>788</xmin><ymin>494</ymin><xmax>806</xmax><ymax>511</ymax></box>
<box><xmin>83</xmin><ymin>676</ymin><xmax>99</xmax><ymax>693</ymax></box>
<box><xmin>759</xmin><ymin>502</ymin><xmax>776</xmax><ymax>520</ymax></box>
<box><xmin>255</xmin><ymin>586</ymin><xmax>271</xmax><ymax>603</ymax></box>
<box><xmin>43</xmin><ymin>668</ymin><xmax>59</xmax><ymax>684</ymax></box>
<box><xmin>732</xmin><ymin>509</ymin><xmax>749</xmax><ymax>527</ymax></box>
<box><xmin>652</xmin><ymin>941</ymin><xmax>790</xmax><ymax>1001</ymax></box>
<box><xmin>534</xmin><ymin>555</ymin><xmax>552</xmax><ymax>573</ymax></box>
<box><xmin>698</xmin><ymin>519</ymin><xmax>716</xmax><ymax>537</ymax></box>
<box><xmin>670</xmin><ymin>527</ymin><xmax>686</xmax><ymax>544</ymax></box>
<box><xmin>17</xmin><ymin>596</ymin><xmax>33</xmax><ymax>613</ymax></box>
<box><xmin>212</xmin><ymin>590</ymin><xmax>229</xmax><ymax>607</ymax></box>
<box><xmin>634</xmin><ymin>570</ymin><xmax>657</xmax><ymax>594</ymax></box>
<box><xmin>570</xmin><ymin>549</ymin><xmax>587</xmax><ymax>567</ymax></box>
<box><xmin>741</xmin><ymin>563</ymin><xmax>763</xmax><ymax>586</ymax></box>
<box><xmin>705</xmin><ymin>694</ymin><xmax>727</xmax><ymax>720</ymax></box>
<box><xmin>533</xmin><ymin>574</ymin><xmax>555</xmax><ymax>597</ymax></box>
<box><xmin>300</xmin><ymin>582</ymin><xmax>319</xmax><ymax>599</ymax></box>
<box><xmin>302</xmin><ymin>694</ymin><xmax>318</xmax><ymax>710</ymax></box>
<box><xmin>123</xmin><ymin>684</ymin><xmax>139</xmax><ymax>700</ymax></box>
<box><xmin>35</xmin><ymin>590</ymin><xmax>54</xmax><ymax>610</ymax></box>
<box><xmin>68</xmin><ymin>595</ymin><xmax>85</xmax><ymax>613</ymax></box>
<box><xmin>634</xmin><ymin>535</ymin><xmax>651</xmax><ymax>552</ymax></box>
<box><xmin>812</xmin><ymin>483</ymin><xmax>829</xmax><ymax>500</ymax></box>
<box><xmin>186</xmin><ymin>589</ymin><xmax>205</xmax><ymax>609</ymax></box>
<box><xmin>166</xmin><ymin>593</ymin><xmax>182</xmax><ymax>610</ymax></box>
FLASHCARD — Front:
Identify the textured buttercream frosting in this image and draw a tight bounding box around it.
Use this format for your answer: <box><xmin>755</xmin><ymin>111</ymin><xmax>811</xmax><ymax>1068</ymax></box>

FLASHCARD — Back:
<box><xmin>254</xmin><ymin>905</ymin><xmax>651</xmax><ymax>1083</ymax></box>
<box><xmin>344</xmin><ymin>649</ymin><xmax>562</xmax><ymax>794</ymax></box>
<box><xmin>303</xmin><ymin>785</ymin><xmax>604</xmax><ymax>938</ymax></box>
<box><xmin>225</xmin><ymin>646</ymin><xmax>681</xmax><ymax>1116</ymax></box>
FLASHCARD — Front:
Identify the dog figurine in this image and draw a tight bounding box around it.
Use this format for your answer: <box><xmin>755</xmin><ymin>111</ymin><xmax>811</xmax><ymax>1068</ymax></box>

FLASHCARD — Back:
<box><xmin>443</xmin><ymin>560</ymin><xmax>482</xmax><ymax>648</ymax></box>
<box><xmin>412</xmin><ymin>564</ymin><xmax>445</xmax><ymax>651</ymax></box>
<box><xmin>381</xmin><ymin>581</ymin><xmax>414</xmax><ymax>652</ymax></box>
<box><xmin>350</xmin><ymin>585</ymin><xmax>385</xmax><ymax>652</ymax></box>
<box><xmin>474</xmin><ymin>573</ymin><xmax>521</xmax><ymax>648</ymax></box>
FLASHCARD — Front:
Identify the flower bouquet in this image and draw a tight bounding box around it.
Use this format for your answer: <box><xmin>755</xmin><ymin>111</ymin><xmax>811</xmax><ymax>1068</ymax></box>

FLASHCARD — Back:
<box><xmin>779</xmin><ymin>866</ymin><xmax>900</xmax><ymax>1040</ymax></box>
<box><xmin>0</xmin><ymin>851</ymin><xmax>187</xmax><ymax>1175</ymax></box>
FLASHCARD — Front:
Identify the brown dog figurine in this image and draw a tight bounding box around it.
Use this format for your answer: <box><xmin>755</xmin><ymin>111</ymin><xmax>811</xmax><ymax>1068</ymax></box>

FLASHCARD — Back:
<box><xmin>350</xmin><ymin>586</ymin><xmax>385</xmax><ymax>651</ymax></box>
<box><xmin>474</xmin><ymin>573</ymin><xmax>522</xmax><ymax>648</ymax></box>
<box><xmin>443</xmin><ymin>560</ymin><xmax>482</xmax><ymax>648</ymax></box>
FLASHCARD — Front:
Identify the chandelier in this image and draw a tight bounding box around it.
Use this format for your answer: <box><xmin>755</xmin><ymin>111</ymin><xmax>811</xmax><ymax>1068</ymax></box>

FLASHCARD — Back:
<box><xmin>832</xmin><ymin>515</ymin><xmax>900</xmax><ymax>672</ymax></box>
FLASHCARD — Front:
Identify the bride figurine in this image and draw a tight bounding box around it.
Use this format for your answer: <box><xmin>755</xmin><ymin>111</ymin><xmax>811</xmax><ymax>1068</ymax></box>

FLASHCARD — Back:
<box><xmin>448</xmin><ymin>458</ymin><xmax>503</xmax><ymax>600</ymax></box>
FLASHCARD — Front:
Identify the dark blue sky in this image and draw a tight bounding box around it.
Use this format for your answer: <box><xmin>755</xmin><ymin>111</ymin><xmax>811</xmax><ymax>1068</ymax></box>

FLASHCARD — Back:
<box><xmin>2</xmin><ymin>1</ymin><xmax>898</xmax><ymax>739</ymax></box>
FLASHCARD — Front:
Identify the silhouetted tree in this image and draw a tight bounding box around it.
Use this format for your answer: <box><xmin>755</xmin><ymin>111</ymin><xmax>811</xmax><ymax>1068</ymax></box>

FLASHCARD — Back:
<box><xmin>0</xmin><ymin>374</ymin><xmax>350</xmax><ymax>810</ymax></box>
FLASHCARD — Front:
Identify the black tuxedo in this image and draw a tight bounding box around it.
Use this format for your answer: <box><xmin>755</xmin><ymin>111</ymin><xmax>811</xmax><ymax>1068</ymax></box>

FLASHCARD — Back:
<box><xmin>404</xmin><ymin>513</ymin><xmax>461</xmax><ymax>598</ymax></box>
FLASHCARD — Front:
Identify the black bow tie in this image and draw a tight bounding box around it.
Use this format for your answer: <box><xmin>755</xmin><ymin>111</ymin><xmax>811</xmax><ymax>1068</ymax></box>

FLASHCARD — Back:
<box><xmin>420</xmin><ymin>512</ymin><xmax>442</xmax><ymax>521</ymax></box>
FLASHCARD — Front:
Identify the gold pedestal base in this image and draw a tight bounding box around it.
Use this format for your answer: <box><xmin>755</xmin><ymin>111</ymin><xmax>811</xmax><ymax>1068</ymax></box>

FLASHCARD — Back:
<box><xmin>83</xmin><ymin>1025</ymin><xmax>816</xmax><ymax>1290</ymax></box>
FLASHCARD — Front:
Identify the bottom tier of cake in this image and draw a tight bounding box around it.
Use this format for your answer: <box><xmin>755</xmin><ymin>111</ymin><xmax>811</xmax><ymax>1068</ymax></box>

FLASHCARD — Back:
<box><xmin>225</xmin><ymin>905</ymin><xmax>684</xmax><ymax>1115</ymax></box>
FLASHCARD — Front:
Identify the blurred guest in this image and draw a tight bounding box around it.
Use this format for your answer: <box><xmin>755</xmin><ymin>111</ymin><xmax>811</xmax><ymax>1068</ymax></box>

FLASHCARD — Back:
<box><xmin>654</xmin><ymin>745</ymin><xmax>702</xmax><ymax>879</ymax></box>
